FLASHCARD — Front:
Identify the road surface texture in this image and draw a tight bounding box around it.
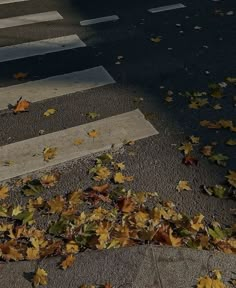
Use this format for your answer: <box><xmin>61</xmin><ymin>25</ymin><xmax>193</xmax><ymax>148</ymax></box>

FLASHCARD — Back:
<box><xmin>0</xmin><ymin>0</ymin><xmax>235</xmax><ymax>287</ymax></box>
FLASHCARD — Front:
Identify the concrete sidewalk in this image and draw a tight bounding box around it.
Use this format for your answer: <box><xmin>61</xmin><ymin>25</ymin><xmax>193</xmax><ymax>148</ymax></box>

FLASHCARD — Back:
<box><xmin>0</xmin><ymin>245</ymin><xmax>235</xmax><ymax>287</ymax></box>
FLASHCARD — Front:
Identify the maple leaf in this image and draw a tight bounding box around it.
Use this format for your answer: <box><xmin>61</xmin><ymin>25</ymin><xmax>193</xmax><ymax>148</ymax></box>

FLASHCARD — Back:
<box><xmin>43</xmin><ymin>147</ymin><xmax>57</xmax><ymax>161</ymax></box>
<box><xmin>74</xmin><ymin>138</ymin><xmax>84</xmax><ymax>145</ymax></box>
<box><xmin>47</xmin><ymin>195</ymin><xmax>65</xmax><ymax>214</ymax></box>
<box><xmin>66</xmin><ymin>241</ymin><xmax>79</xmax><ymax>254</ymax></box>
<box><xmin>114</xmin><ymin>172</ymin><xmax>134</xmax><ymax>184</ymax></box>
<box><xmin>178</xmin><ymin>142</ymin><xmax>193</xmax><ymax>155</ymax></box>
<box><xmin>190</xmin><ymin>214</ymin><xmax>204</xmax><ymax>232</ymax></box>
<box><xmin>40</xmin><ymin>173</ymin><xmax>59</xmax><ymax>187</ymax></box>
<box><xmin>176</xmin><ymin>181</ymin><xmax>192</xmax><ymax>192</ymax></box>
<box><xmin>13</xmin><ymin>97</ymin><xmax>30</xmax><ymax>113</ymax></box>
<box><xmin>92</xmin><ymin>183</ymin><xmax>109</xmax><ymax>194</ymax></box>
<box><xmin>117</xmin><ymin>197</ymin><xmax>135</xmax><ymax>213</ymax></box>
<box><xmin>13</xmin><ymin>72</ymin><xmax>28</xmax><ymax>80</ymax></box>
<box><xmin>43</xmin><ymin>108</ymin><xmax>56</xmax><ymax>117</ymax></box>
<box><xmin>165</xmin><ymin>96</ymin><xmax>173</xmax><ymax>102</ymax></box>
<box><xmin>86</xmin><ymin>112</ymin><xmax>100</xmax><ymax>120</ymax></box>
<box><xmin>33</xmin><ymin>268</ymin><xmax>48</xmax><ymax>287</ymax></box>
<box><xmin>209</xmin><ymin>153</ymin><xmax>228</xmax><ymax>166</ymax></box>
<box><xmin>88</xmin><ymin>129</ymin><xmax>99</xmax><ymax>138</ymax></box>
<box><xmin>0</xmin><ymin>186</ymin><xmax>9</xmax><ymax>200</ymax></box>
<box><xmin>197</xmin><ymin>270</ymin><xmax>226</xmax><ymax>288</ymax></box>
<box><xmin>60</xmin><ymin>254</ymin><xmax>75</xmax><ymax>270</ymax></box>
<box><xmin>68</xmin><ymin>190</ymin><xmax>83</xmax><ymax>206</ymax></box>
<box><xmin>226</xmin><ymin>170</ymin><xmax>236</xmax><ymax>188</ymax></box>
<box><xmin>0</xmin><ymin>244</ymin><xmax>24</xmax><ymax>261</ymax></box>
<box><xmin>189</xmin><ymin>98</ymin><xmax>208</xmax><ymax>109</ymax></box>
<box><xmin>201</xmin><ymin>145</ymin><xmax>213</xmax><ymax>156</ymax></box>
<box><xmin>113</xmin><ymin>162</ymin><xmax>125</xmax><ymax>170</ymax></box>
<box><xmin>189</xmin><ymin>136</ymin><xmax>200</xmax><ymax>144</ymax></box>
<box><xmin>210</xmin><ymin>88</ymin><xmax>223</xmax><ymax>99</ymax></box>
<box><xmin>150</xmin><ymin>36</ymin><xmax>162</xmax><ymax>43</ymax></box>
<box><xmin>12</xmin><ymin>205</ymin><xmax>23</xmax><ymax>216</ymax></box>
<box><xmin>22</xmin><ymin>179</ymin><xmax>43</xmax><ymax>196</ymax></box>
<box><xmin>26</xmin><ymin>247</ymin><xmax>40</xmax><ymax>260</ymax></box>
<box><xmin>14</xmin><ymin>210</ymin><xmax>34</xmax><ymax>225</ymax></box>
<box><xmin>134</xmin><ymin>211</ymin><xmax>149</xmax><ymax>228</ymax></box>
<box><xmin>93</xmin><ymin>167</ymin><xmax>111</xmax><ymax>181</ymax></box>
<box><xmin>203</xmin><ymin>185</ymin><xmax>226</xmax><ymax>198</ymax></box>
<box><xmin>182</xmin><ymin>155</ymin><xmax>198</xmax><ymax>166</ymax></box>
<box><xmin>226</xmin><ymin>139</ymin><xmax>236</xmax><ymax>145</ymax></box>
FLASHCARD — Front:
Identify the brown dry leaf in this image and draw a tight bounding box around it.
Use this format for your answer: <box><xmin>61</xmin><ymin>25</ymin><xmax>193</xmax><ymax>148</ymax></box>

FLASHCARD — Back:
<box><xmin>176</xmin><ymin>181</ymin><xmax>192</xmax><ymax>192</ymax></box>
<box><xmin>0</xmin><ymin>186</ymin><xmax>9</xmax><ymax>200</ymax></box>
<box><xmin>26</xmin><ymin>247</ymin><xmax>40</xmax><ymax>260</ymax></box>
<box><xmin>60</xmin><ymin>254</ymin><xmax>75</xmax><ymax>270</ymax></box>
<box><xmin>41</xmin><ymin>173</ymin><xmax>59</xmax><ymax>187</ymax></box>
<box><xmin>43</xmin><ymin>147</ymin><xmax>57</xmax><ymax>161</ymax></box>
<box><xmin>88</xmin><ymin>129</ymin><xmax>99</xmax><ymax>138</ymax></box>
<box><xmin>74</xmin><ymin>138</ymin><xmax>84</xmax><ymax>145</ymax></box>
<box><xmin>92</xmin><ymin>183</ymin><xmax>110</xmax><ymax>193</ymax></box>
<box><xmin>13</xmin><ymin>72</ymin><xmax>28</xmax><ymax>80</ymax></box>
<box><xmin>33</xmin><ymin>268</ymin><xmax>48</xmax><ymax>287</ymax></box>
<box><xmin>178</xmin><ymin>142</ymin><xmax>193</xmax><ymax>155</ymax></box>
<box><xmin>47</xmin><ymin>195</ymin><xmax>65</xmax><ymax>214</ymax></box>
<box><xmin>13</xmin><ymin>98</ymin><xmax>30</xmax><ymax>113</ymax></box>
<box><xmin>183</xmin><ymin>155</ymin><xmax>198</xmax><ymax>166</ymax></box>
<box><xmin>0</xmin><ymin>243</ymin><xmax>24</xmax><ymax>261</ymax></box>
<box><xmin>118</xmin><ymin>197</ymin><xmax>135</xmax><ymax>213</ymax></box>
<box><xmin>66</xmin><ymin>241</ymin><xmax>79</xmax><ymax>254</ymax></box>
<box><xmin>201</xmin><ymin>145</ymin><xmax>213</xmax><ymax>157</ymax></box>
<box><xmin>200</xmin><ymin>120</ymin><xmax>221</xmax><ymax>129</ymax></box>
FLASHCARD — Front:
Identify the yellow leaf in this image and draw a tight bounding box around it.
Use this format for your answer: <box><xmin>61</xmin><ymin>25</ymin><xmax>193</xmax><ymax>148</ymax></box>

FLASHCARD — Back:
<box><xmin>226</xmin><ymin>77</ymin><xmax>236</xmax><ymax>83</ymax></box>
<box><xmin>88</xmin><ymin>129</ymin><xmax>99</xmax><ymax>138</ymax></box>
<box><xmin>189</xmin><ymin>136</ymin><xmax>200</xmax><ymax>144</ymax></box>
<box><xmin>151</xmin><ymin>36</ymin><xmax>161</xmax><ymax>43</ymax></box>
<box><xmin>114</xmin><ymin>172</ymin><xmax>134</xmax><ymax>184</ymax></box>
<box><xmin>33</xmin><ymin>268</ymin><xmax>48</xmax><ymax>287</ymax></box>
<box><xmin>13</xmin><ymin>98</ymin><xmax>30</xmax><ymax>113</ymax></box>
<box><xmin>13</xmin><ymin>72</ymin><xmax>28</xmax><ymax>80</ymax></box>
<box><xmin>26</xmin><ymin>247</ymin><xmax>40</xmax><ymax>260</ymax></box>
<box><xmin>169</xmin><ymin>227</ymin><xmax>182</xmax><ymax>247</ymax></box>
<box><xmin>165</xmin><ymin>96</ymin><xmax>173</xmax><ymax>102</ymax></box>
<box><xmin>178</xmin><ymin>142</ymin><xmax>193</xmax><ymax>155</ymax></box>
<box><xmin>43</xmin><ymin>108</ymin><xmax>56</xmax><ymax>117</ymax></box>
<box><xmin>74</xmin><ymin>138</ymin><xmax>84</xmax><ymax>145</ymax></box>
<box><xmin>226</xmin><ymin>139</ymin><xmax>236</xmax><ymax>146</ymax></box>
<box><xmin>134</xmin><ymin>211</ymin><xmax>149</xmax><ymax>228</ymax></box>
<box><xmin>190</xmin><ymin>214</ymin><xmax>204</xmax><ymax>232</ymax></box>
<box><xmin>201</xmin><ymin>145</ymin><xmax>213</xmax><ymax>156</ymax></box>
<box><xmin>60</xmin><ymin>254</ymin><xmax>75</xmax><ymax>270</ymax></box>
<box><xmin>66</xmin><ymin>241</ymin><xmax>79</xmax><ymax>254</ymax></box>
<box><xmin>41</xmin><ymin>173</ymin><xmax>59</xmax><ymax>187</ymax></box>
<box><xmin>94</xmin><ymin>167</ymin><xmax>111</xmax><ymax>181</ymax></box>
<box><xmin>43</xmin><ymin>147</ymin><xmax>57</xmax><ymax>161</ymax></box>
<box><xmin>47</xmin><ymin>195</ymin><xmax>65</xmax><ymax>214</ymax></box>
<box><xmin>176</xmin><ymin>181</ymin><xmax>192</xmax><ymax>192</ymax></box>
<box><xmin>68</xmin><ymin>190</ymin><xmax>83</xmax><ymax>206</ymax></box>
<box><xmin>0</xmin><ymin>243</ymin><xmax>24</xmax><ymax>261</ymax></box>
<box><xmin>114</xmin><ymin>162</ymin><xmax>125</xmax><ymax>170</ymax></box>
<box><xmin>226</xmin><ymin>170</ymin><xmax>236</xmax><ymax>188</ymax></box>
<box><xmin>12</xmin><ymin>205</ymin><xmax>23</xmax><ymax>216</ymax></box>
<box><xmin>0</xmin><ymin>186</ymin><xmax>9</xmax><ymax>200</ymax></box>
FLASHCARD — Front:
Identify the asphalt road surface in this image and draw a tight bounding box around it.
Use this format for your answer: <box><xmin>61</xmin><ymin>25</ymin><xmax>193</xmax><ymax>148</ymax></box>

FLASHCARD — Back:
<box><xmin>0</xmin><ymin>0</ymin><xmax>235</xmax><ymax>227</ymax></box>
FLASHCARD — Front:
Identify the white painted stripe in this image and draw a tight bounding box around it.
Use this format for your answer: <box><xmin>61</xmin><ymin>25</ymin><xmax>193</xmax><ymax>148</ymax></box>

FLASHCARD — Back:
<box><xmin>0</xmin><ymin>66</ymin><xmax>115</xmax><ymax>110</ymax></box>
<box><xmin>0</xmin><ymin>0</ymin><xmax>29</xmax><ymax>4</ymax></box>
<box><xmin>148</xmin><ymin>3</ymin><xmax>186</xmax><ymax>13</ymax></box>
<box><xmin>80</xmin><ymin>15</ymin><xmax>119</xmax><ymax>26</ymax></box>
<box><xmin>0</xmin><ymin>110</ymin><xmax>158</xmax><ymax>181</ymax></box>
<box><xmin>0</xmin><ymin>34</ymin><xmax>85</xmax><ymax>63</ymax></box>
<box><xmin>0</xmin><ymin>11</ymin><xmax>63</xmax><ymax>29</ymax></box>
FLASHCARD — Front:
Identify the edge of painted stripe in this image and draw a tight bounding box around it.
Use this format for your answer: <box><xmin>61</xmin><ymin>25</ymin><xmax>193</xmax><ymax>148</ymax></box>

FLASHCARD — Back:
<box><xmin>148</xmin><ymin>3</ymin><xmax>186</xmax><ymax>13</ymax></box>
<box><xmin>0</xmin><ymin>66</ymin><xmax>115</xmax><ymax>111</ymax></box>
<box><xmin>80</xmin><ymin>15</ymin><xmax>119</xmax><ymax>26</ymax></box>
<box><xmin>0</xmin><ymin>109</ymin><xmax>158</xmax><ymax>182</ymax></box>
<box><xmin>0</xmin><ymin>34</ymin><xmax>86</xmax><ymax>63</ymax></box>
<box><xmin>0</xmin><ymin>0</ymin><xmax>30</xmax><ymax>4</ymax></box>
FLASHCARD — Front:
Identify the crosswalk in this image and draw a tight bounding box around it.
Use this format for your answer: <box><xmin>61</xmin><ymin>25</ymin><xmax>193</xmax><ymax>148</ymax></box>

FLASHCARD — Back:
<box><xmin>0</xmin><ymin>0</ymin><xmax>159</xmax><ymax>182</ymax></box>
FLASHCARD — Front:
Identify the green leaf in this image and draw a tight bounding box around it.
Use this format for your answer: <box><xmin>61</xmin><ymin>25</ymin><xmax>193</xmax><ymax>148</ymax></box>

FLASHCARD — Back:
<box><xmin>22</xmin><ymin>179</ymin><xmax>44</xmax><ymax>196</ymax></box>
<box><xmin>209</xmin><ymin>154</ymin><xmax>229</xmax><ymax>166</ymax></box>
<box><xmin>204</xmin><ymin>185</ymin><xmax>226</xmax><ymax>198</ymax></box>
<box><xmin>49</xmin><ymin>220</ymin><xmax>67</xmax><ymax>236</ymax></box>
<box><xmin>208</xmin><ymin>225</ymin><xmax>226</xmax><ymax>240</ymax></box>
<box><xmin>0</xmin><ymin>206</ymin><xmax>8</xmax><ymax>217</ymax></box>
<box><xmin>14</xmin><ymin>210</ymin><xmax>34</xmax><ymax>224</ymax></box>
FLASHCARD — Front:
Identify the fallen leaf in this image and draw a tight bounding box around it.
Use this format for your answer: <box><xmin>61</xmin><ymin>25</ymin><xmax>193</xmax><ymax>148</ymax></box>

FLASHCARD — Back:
<box><xmin>0</xmin><ymin>186</ymin><xmax>9</xmax><ymax>200</ymax></box>
<box><xmin>92</xmin><ymin>184</ymin><xmax>110</xmax><ymax>194</ymax></box>
<box><xmin>150</xmin><ymin>36</ymin><xmax>161</xmax><ymax>43</ymax></box>
<box><xmin>12</xmin><ymin>205</ymin><xmax>23</xmax><ymax>216</ymax></box>
<box><xmin>66</xmin><ymin>241</ymin><xmax>79</xmax><ymax>254</ymax></box>
<box><xmin>226</xmin><ymin>170</ymin><xmax>236</xmax><ymax>188</ymax></box>
<box><xmin>74</xmin><ymin>138</ymin><xmax>84</xmax><ymax>145</ymax></box>
<box><xmin>176</xmin><ymin>181</ymin><xmax>192</xmax><ymax>192</ymax></box>
<box><xmin>209</xmin><ymin>153</ymin><xmax>228</xmax><ymax>166</ymax></box>
<box><xmin>178</xmin><ymin>142</ymin><xmax>193</xmax><ymax>155</ymax></box>
<box><xmin>165</xmin><ymin>96</ymin><xmax>173</xmax><ymax>102</ymax></box>
<box><xmin>43</xmin><ymin>108</ymin><xmax>56</xmax><ymax>117</ymax></box>
<box><xmin>47</xmin><ymin>196</ymin><xmax>65</xmax><ymax>214</ymax></box>
<box><xmin>41</xmin><ymin>174</ymin><xmax>59</xmax><ymax>187</ymax></box>
<box><xmin>13</xmin><ymin>72</ymin><xmax>28</xmax><ymax>80</ymax></box>
<box><xmin>21</xmin><ymin>179</ymin><xmax>43</xmax><ymax>196</ymax></box>
<box><xmin>203</xmin><ymin>185</ymin><xmax>226</xmax><ymax>198</ymax></box>
<box><xmin>226</xmin><ymin>139</ymin><xmax>236</xmax><ymax>146</ymax></box>
<box><xmin>118</xmin><ymin>197</ymin><xmax>135</xmax><ymax>213</ymax></box>
<box><xmin>60</xmin><ymin>254</ymin><xmax>75</xmax><ymax>270</ymax></box>
<box><xmin>33</xmin><ymin>268</ymin><xmax>48</xmax><ymax>287</ymax></box>
<box><xmin>43</xmin><ymin>147</ymin><xmax>57</xmax><ymax>161</ymax></box>
<box><xmin>189</xmin><ymin>136</ymin><xmax>200</xmax><ymax>144</ymax></box>
<box><xmin>86</xmin><ymin>112</ymin><xmax>100</xmax><ymax>120</ymax></box>
<box><xmin>13</xmin><ymin>97</ymin><xmax>30</xmax><ymax>113</ymax></box>
<box><xmin>201</xmin><ymin>145</ymin><xmax>213</xmax><ymax>156</ymax></box>
<box><xmin>93</xmin><ymin>167</ymin><xmax>111</xmax><ymax>181</ymax></box>
<box><xmin>182</xmin><ymin>155</ymin><xmax>198</xmax><ymax>166</ymax></box>
<box><xmin>189</xmin><ymin>98</ymin><xmax>208</xmax><ymax>109</ymax></box>
<box><xmin>88</xmin><ymin>129</ymin><xmax>99</xmax><ymax>138</ymax></box>
<box><xmin>26</xmin><ymin>247</ymin><xmax>40</xmax><ymax>260</ymax></box>
<box><xmin>213</xmin><ymin>104</ymin><xmax>222</xmax><ymax>110</ymax></box>
<box><xmin>190</xmin><ymin>214</ymin><xmax>204</xmax><ymax>232</ymax></box>
<box><xmin>226</xmin><ymin>77</ymin><xmax>236</xmax><ymax>83</ymax></box>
